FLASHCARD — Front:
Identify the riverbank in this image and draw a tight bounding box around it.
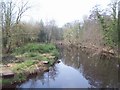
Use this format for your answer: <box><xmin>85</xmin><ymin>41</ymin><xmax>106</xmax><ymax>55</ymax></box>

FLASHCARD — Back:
<box><xmin>56</xmin><ymin>41</ymin><xmax>119</xmax><ymax>59</ymax></box>
<box><xmin>1</xmin><ymin>43</ymin><xmax>59</xmax><ymax>87</ymax></box>
<box><xmin>16</xmin><ymin>46</ymin><xmax>119</xmax><ymax>88</ymax></box>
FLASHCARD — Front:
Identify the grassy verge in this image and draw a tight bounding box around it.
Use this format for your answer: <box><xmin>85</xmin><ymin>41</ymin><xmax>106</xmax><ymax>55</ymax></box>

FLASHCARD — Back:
<box><xmin>2</xmin><ymin>43</ymin><xmax>59</xmax><ymax>85</ymax></box>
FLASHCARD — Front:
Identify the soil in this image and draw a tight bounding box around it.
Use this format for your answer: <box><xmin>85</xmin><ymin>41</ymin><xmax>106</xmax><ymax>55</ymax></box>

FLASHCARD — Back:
<box><xmin>56</xmin><ymin>42</ymin><xmax>118</xmax><ymax>59</ymax></box>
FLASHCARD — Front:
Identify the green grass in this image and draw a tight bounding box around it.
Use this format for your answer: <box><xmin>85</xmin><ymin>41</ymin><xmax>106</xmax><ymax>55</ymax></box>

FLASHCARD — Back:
<box><xmin>2</xmin><ymin>43</ymin><xmax>59</xmax><ymax>85</ymax></box>
<box><xmin>12</xmin><ymin>60</ymin><xmax>37</xmax><ymax>72</ymax></box>
<box><xmin>12</xmin><ymin>43</ymin><xmax>59</xmax><ymax>64</ymax></box>
<box><xmin>13</xmin><ymin>43</ymin><xmax>57</xmax><ymax>55</ymax></box>
<box><xmin>1</xmin><ymin>73</ymin><xmax>26</xmax><ymax>85</ymax></box>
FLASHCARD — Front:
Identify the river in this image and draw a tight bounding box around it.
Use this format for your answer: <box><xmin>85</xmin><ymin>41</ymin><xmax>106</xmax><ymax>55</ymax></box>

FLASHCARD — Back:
<box><xmin>17</xmin><ymin>46</ymin><xmax>119</xmax><ymax>88</ymax></box>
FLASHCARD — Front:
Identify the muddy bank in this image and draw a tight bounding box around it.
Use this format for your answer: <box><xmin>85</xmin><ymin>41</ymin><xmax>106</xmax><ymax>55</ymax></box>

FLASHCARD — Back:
<box><xmin>2</xmin><ymin>67</ymin><xmax>48</xmax><ymax>89</ymax></box>
<box><xmin>2</xmin><ymin>70</ymin><xmax>49</xmax><ymax>90</ymax></box>
<box><xmin>56</xmin><ymin>42</ymin><xmax>118</xmax><ymax>59</ymax></box>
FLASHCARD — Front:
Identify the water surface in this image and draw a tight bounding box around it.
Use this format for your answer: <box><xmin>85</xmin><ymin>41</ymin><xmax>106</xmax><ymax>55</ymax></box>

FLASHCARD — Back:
<box><xmin>17</xmin><ymin>47</ymin><xmax>119</xmax><ymax>88</ymax></box>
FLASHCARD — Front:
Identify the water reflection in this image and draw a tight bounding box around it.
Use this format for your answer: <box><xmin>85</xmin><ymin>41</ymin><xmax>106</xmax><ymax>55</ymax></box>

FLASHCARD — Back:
<box><xmin>18</xmin><ymin>47</ymin><xmax>119</xmax><ymax>88</ymax></box>
<box><xmin>61</xmin><ymin>47</ymin><xmax>119</xmax><ymax>88</ymax></box>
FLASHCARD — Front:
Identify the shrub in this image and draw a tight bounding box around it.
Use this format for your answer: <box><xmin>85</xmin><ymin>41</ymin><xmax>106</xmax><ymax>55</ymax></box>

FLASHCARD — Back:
<box><xmin>13</xmin><ymin>43</ymin><xmax>58</xmax><ymax>54</ymax></box>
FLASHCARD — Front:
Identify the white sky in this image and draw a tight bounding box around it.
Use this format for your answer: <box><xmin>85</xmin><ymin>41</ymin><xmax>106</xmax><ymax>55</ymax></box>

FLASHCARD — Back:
<box><xmin>20</xmin><ymin>0</ymin><xmax>111</xmax><ymax>27</ymax></box>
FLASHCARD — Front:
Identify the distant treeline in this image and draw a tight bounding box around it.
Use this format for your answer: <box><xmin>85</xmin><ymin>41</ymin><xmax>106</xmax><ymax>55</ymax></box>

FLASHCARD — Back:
<box><xmin>0</xmin><ymin>0</ymin><xmax>119</xmax><ymax>54</ymax></box>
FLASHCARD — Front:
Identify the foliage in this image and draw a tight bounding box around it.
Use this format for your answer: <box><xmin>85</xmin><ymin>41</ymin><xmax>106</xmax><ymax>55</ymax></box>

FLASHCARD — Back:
<box><xmin>13</xmin><ymin>43</ymin><xmax>57</xmax><ymax>54</ymax></box>
<box><xmin>9</xmin><ymin>43</ymin><xmax>59</xmax><ymax>72</ymax></box>
<box><xmin>1</xmin><ymin>74</ymin><xmax>26</xmax><ymax>85</ymax></box>
<box><xmin>63</xmin><ymin>21</ymin><xmax>81</xmax><ymax>44</ymax></box>
<box><xmin>11</xmin><ymin>43</ymin><xmax>59</xmax><ymax>71</ymax></box>
<box><xmin>38</xmin><ymin>20</ymin><xmax>63</xmax><ymax>43</ymax></box>
<box><xmin>62</xmin><ymin>1</ymin><xmax>119</xmax><ymax>49</ymax></box>
<box><xmin>1</xmin><ymin>0</ymin><xmax>30</xmax><ymax>53</ymax></box>
<box><xmin>1</xmin><ymin>43</ymin><xmax>59</xmax><ymax>85</ymax></box>
<box><xmin>96</xmin><ymin>8</ymin><xmax>118</xmax><ymax>47</ymax></box>
<box><xmin>12</xmin><ymin>60</ymin><xmax>37</xmax><ymax>72</ymax></box>
<box><xmin>38</xmin><ymin>29</ymin><xmax>47</xmax><ymax>42</ymax></box>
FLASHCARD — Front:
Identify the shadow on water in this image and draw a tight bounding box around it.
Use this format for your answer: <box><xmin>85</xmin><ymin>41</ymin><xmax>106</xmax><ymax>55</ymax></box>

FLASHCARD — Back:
<box><xmin>16</xmin><ymin>46</ymin><xmax>119</xmax><ymax>88</ymax></box>
<box><xmin>60</xmin><ymin>47</ymin><xmax>119</xmax><ymax>88</ymax></box>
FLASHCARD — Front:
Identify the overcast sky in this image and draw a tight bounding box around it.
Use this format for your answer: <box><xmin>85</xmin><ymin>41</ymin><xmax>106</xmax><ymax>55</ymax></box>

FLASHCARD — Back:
<box><xmin>20</xmin><ymin>0</ymin><xmax>111</xmax><ymax>27</ymax></box>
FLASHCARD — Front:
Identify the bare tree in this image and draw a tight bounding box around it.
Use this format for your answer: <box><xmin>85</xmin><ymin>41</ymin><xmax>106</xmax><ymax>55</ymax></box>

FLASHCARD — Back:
<box><xmin>118</xmin><ymin>1</ymin><xmax>120</xmax><ymax>53</ymax></box>
<box><xmin>0</xmin><ymin>0</ymin><xmax>30</xmax><ymax>53</ymax></box>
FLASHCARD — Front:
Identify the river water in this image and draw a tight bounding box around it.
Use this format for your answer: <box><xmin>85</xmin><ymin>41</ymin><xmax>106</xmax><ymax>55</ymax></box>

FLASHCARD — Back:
<box><xmin>17</xmin><ymin>46</ymin><xmax>119</xmax><ymax>88</ymax></box>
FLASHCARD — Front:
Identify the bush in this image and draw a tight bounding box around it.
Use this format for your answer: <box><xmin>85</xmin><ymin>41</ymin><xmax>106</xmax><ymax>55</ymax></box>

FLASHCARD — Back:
<box><xmin>12</xmin><ymin>60</ymin><xmax>36</xmax><ymax>72</ymax></box>
<box><xmin>12</xmin><ymin>43</ymin><xmax>59</xmax><ymax>66</ymax></box>
<box><xmin>13</xmin><ymin>43</ymin><xmax>57</xmax><ymax>54</ymax></box>
<box><xmin>51</xmin><ymin>49</ymin><xmax>59</xmax><ymax>57</ymax></box>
